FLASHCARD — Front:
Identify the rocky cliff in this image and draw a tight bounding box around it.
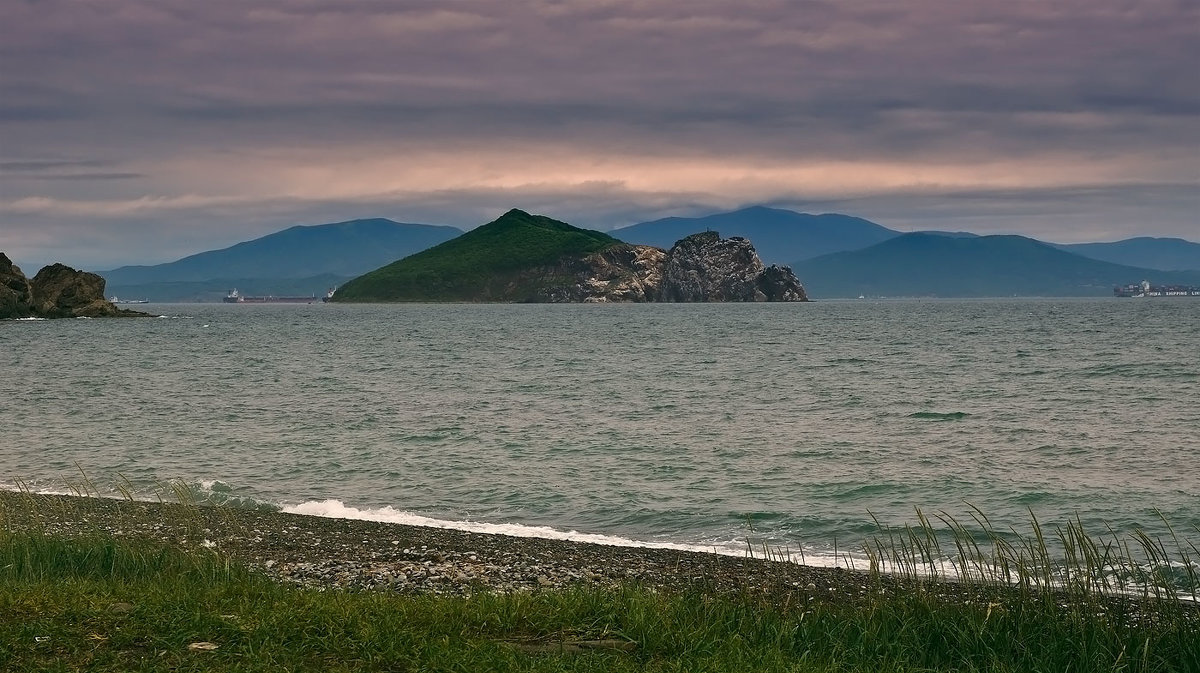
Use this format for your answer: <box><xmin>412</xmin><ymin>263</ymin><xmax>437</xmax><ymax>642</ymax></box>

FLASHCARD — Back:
<box><xmin>0</xmin><ymin>253</ymin><xmax>148</xmax><ymax>319</ymax></box>
<box><xmin>526</xmin><ymin>232</ymin><xmax>807</xmax><ymax>303</ymax></box>
<box><xmin>658</xmin><ymin>232</ymin><xmax>807</xmax><ymax>302</ymax></box>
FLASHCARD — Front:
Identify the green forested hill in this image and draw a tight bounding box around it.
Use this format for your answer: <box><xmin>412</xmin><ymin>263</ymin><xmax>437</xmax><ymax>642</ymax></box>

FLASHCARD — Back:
<box><xmin>331</xmin><ymin>209</ymin><xmax>622</xmax><ymax>302</ymax></box>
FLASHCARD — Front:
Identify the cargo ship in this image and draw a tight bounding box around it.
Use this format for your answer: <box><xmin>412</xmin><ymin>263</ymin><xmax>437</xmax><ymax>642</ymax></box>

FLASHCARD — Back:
<box><xmin>109</xmin><ymin>296</ymin><xmax>150</xmax><ymax>304</ymax></box>
<box><xmin>1114</xmin><ymin>281</ymin><xmax>1200</xmax><ymax>298</ymax></box>
<box><xmin>222</xmin><ymin>288</ymin><xmax>322</xmax><ymax>304</ymax></box>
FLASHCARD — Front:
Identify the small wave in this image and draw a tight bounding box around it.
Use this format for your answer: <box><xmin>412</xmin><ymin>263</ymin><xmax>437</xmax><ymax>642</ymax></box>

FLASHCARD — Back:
<box><xmin>908</xmin><ymin>411</ymin><xmax>970</xmax><ymax>421</ymax></box>
<box><xmin>281</xmin><ymin>499</ymin><xmax>738</xmax><ymax>553</ymax></box>
<box><xmin>275</xmin><ymin>498</ymin><xmax>862</xmax><ymax>567</ymax></box>
<box><xmin>178</xmin><ymin>479</ymin><xmax>281</xmax><ymax>511</ymax></box>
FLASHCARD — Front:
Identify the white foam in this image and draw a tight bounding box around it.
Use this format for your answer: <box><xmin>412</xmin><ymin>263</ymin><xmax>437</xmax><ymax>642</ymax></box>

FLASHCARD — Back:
<box><xmin>0</xmin><ymin>481</ymin><xmax>845</xmax><ymax>567</ymax></box>
<box><xmin>281</xmin><ymin>498</ymin><xmax>767</xmax><ymax>558</ymax></box>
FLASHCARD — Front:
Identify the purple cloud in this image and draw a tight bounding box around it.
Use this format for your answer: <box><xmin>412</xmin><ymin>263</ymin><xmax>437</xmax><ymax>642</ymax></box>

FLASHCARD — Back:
<box><xmin>1</xmin><ymin>0</ymin><xmax>1197</xmax><ymax>267</ymax></box>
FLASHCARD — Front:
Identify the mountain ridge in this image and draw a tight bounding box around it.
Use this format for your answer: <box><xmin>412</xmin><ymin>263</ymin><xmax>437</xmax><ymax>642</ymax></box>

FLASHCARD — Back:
<box><xmin>1054</xmin><ymin>236</ymin><xmax>1200</xmax><ymax>272</ymax></box>
<box><xmin>100</xmin><ymin>218</ymin><xmax>462</xmax><ymax>285</ymax></box>
<box><xmin>792</xmin><ymin>233</ymin><xmax>1200</xmax><ymax>298</ymax></box>
<box><xmin>614</xmin><ymin>206</ymin><xmax>899</xmax><ymax>264</ymax></box>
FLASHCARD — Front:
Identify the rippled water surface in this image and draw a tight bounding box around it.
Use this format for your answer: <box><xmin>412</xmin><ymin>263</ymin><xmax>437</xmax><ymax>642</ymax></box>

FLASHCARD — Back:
<box><xmin>3</xmin><ymin>299</ymin><xmax>1198</xmax><ymax>560</ymax></box>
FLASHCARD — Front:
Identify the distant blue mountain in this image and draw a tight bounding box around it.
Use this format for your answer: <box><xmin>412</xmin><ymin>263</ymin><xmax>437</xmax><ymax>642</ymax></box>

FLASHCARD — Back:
<box><xmin>100</xmin><ymin>218</ymin><xmax>462</xmax><ymax>285</ymax></box>
<box><xmin>612</xmin><ymin>206</ymin><xmax>899</xmax><ymax>264</ymax></box>
<box><xmin>1054</xmin><ymin>237</ymin><xmax>1200</xmax><ymax>272</ymax></box>
<box><xmin>791</xmin><ymin>233</ymin><xmax>1200</xmax><ymax>299</ymax></box>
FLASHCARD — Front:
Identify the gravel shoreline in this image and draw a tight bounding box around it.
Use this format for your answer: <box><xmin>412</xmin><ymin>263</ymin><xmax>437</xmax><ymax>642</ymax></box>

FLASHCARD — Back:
<box><xmin>1</xmin><ymin>491</ymin><xmax>877</xmax><ymax>600</ymax></box>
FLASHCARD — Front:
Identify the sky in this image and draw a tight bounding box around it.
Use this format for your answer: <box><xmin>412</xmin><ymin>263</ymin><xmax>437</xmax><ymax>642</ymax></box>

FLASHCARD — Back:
<box><xmin>2</xmin><ymin>0</ymin><xmax>1198</xmax><ymax>270</ymax></box>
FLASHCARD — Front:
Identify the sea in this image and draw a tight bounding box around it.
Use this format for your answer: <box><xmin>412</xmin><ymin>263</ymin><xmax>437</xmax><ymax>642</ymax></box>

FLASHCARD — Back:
<box><xmin>2</xmin><ymin>299</ymin><xmax>1198</xmax><ymax>567</ymax></box>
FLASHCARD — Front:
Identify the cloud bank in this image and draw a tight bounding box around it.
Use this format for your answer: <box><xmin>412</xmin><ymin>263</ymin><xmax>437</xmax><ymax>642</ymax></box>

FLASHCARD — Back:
<box><xmin>2</xmin><ymin>0</ymin><xmax>1197</xmax><ymax>267</ymax></box>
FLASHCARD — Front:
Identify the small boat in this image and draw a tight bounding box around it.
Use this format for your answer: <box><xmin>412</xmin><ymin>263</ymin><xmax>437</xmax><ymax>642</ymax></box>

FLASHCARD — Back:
<box><xmin>109</xmin><ymin>296</ymin><xmax>150</xmax><ymax>304</ymax></box>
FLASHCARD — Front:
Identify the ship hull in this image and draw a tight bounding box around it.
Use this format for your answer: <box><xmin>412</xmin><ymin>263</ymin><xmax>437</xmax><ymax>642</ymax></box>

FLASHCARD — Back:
<box><xmin>1114</xmin><ymin>283</ymin><xmax>1200</xmax><ymax>298</ymax></box>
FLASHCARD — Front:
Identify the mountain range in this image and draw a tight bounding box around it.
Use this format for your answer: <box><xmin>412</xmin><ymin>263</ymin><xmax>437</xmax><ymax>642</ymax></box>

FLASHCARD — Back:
<box><xmin>100</xmin><ymin>218</ymin><xmax>461</xmax><ymax>301</ymax></box>
<box><xmin>793</xmin><ymin>233</ymin><xmax>1200</xmax><ymax>298</ymax></box>
<box><xmin>91</xmin><ymin>206</ymin><xmax>1200</xmax><ymax>301</ymax></box>
<box><xmin>612</xmin><ymin>206</ymin><xmax>896</xmax><ymax>265</ymax></box>
<box><xmin>1053</xmin><ymin>237</ymin><xmax>1200</xmax><ymax>272</ymax></box>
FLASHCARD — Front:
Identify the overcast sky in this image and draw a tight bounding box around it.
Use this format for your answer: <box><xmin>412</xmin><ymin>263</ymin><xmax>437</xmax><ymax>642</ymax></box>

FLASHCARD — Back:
<box><xmin>2</xmin><ymin>0</ymin><xmax>1197</xmax><ymax>269</ymax></box>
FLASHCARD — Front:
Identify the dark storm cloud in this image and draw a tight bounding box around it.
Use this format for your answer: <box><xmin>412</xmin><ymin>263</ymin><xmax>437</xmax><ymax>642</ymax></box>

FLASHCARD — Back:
<box><xmin>1</xmin><ymin>0</ymin><xmax>1197</xmax><ymax>267</ymax></box>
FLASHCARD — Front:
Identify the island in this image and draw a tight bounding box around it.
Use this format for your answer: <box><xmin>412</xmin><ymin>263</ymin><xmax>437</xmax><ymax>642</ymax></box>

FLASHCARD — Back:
<box><xmin>330</xmin><ymin>209</ymin><xmax>808</xmax><ymax>303</ymax></box>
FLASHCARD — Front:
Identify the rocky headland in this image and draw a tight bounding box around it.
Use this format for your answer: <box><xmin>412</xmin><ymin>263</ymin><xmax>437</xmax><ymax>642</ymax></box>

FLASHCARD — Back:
<box><xmin>1</xmin><ymin>252</ymin><xmax>149</xmax><ymax>319</ymax></box>
<box><xmin>530</xmin><ymin>231</ymin><xmax>808</xmax><ymax>303</ymax></box>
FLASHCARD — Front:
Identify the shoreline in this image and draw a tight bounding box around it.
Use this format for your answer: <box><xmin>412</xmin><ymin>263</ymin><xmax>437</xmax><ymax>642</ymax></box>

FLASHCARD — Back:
<box><xmin>1</xmin><ymin>491</ymin><xmax>868</xmax><ymax>598</ymax></box>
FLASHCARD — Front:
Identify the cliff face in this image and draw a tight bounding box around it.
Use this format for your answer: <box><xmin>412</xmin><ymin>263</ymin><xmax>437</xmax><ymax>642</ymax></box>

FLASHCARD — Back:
<box><xmin>526</xmin><ymin>232</ymin><xmax>808</xmax><ymax>303</ymax></box>
<box><xmin>1</xmin><ymin>254</ymin><xmax>34</xmax><ymax>318</ymax></box>
<box><xmin>525</xmin><ymin>244</ymin><xmax>667</xmax><ymax>303</ymax></box>
<box><xmin>658</xmin><ymin>232</ymin><xmax>806</xmax><ymax>302</ymax></box>
<box><xmin>0</xmin><ymin>253</ymin><xmax>148</xmax><ymax>319</ymax></box>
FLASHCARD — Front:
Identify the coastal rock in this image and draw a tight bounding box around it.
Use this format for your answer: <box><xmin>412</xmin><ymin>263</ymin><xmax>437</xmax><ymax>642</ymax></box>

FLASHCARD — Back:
<box><xmin>660</xmin><ymin>232</ymin><xmax>767</xmax><ymax>302</ymax></box>
<box><xmin>30</xmin><ymin>264</ymin><xmax>123</xmax><ymax>318</ymax></box>
<box><xmin>527</xmin><ymin>244</ymin><xmax>667</xmax><ymax>303</ymax></box>
<box><xmin>658</xmin><ymin>232</ymin><xmax>807</xmax><ymax>302</ymax></box>
<box><xmin>0</xmin><ymin>253</ymin><xmax>34</xmax><ymax>319</ymax></box>
<box><xmin>529</xmin><ymin>233</ymin><xmax>807</xmax><ymax>303</ymax></box>
<box><xmin>0</xmin><ymin>252</ymin><xmax>148</xmax><ymax>318</ymax></box>
<box><xmin>755</xmin><ymin>262</ymin><xmax>809</xmax><ymax>302</ymax></box>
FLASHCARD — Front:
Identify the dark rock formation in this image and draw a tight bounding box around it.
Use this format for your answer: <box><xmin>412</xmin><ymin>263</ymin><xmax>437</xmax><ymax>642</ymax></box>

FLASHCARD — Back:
<box><xmin>525</xmin><ymin>244</ymin><xmax>667</xmax><ymax>303</ymax></box>
<box><xmin>755</xmin><ymin>263</ymin><xmax>809</xmax><ymax>302</ymax></box>
<box><xmin>0</xmin><ymin>252</ymin><xmax>148</xmax><ymax>318</ymax></box>
<box><xmin>657</xmin><ymin>232</ymin><xmax>807</xmax><ymax>302</ymax></box>
<box><xmin>525</xmin><ymin>232</ymin><xmax>807</xmax><ymax>303</ymax></box>
<box><xmin>1</xmin><ymin>253</ymin><xmax>34</xmax><ymax>318</ymax></box>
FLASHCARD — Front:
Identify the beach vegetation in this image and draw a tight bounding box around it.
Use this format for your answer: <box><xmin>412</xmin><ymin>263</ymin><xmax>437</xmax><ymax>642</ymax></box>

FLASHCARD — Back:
<box><xmin>2</xmin><ymin>493</ymin><xmax>1198</xmax><ymax>672</ymax></box>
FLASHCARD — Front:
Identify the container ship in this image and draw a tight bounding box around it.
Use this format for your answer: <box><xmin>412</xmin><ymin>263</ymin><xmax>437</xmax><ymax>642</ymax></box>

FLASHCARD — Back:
<box><xmin>222</xmin><ymin>288</ymin><xmax>323</xmax><ymax>304</ymax></box>
<box><xmin>1114</xmin><ymin>281</ymin><xmax>1200</xmax><ymax>298</ymax></box>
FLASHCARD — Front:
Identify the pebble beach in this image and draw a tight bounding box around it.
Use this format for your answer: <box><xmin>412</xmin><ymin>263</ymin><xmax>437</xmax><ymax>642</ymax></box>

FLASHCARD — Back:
<box><xmin>1</xmin><ymin>491</ymin><xmax>877</xmax><ymax>601</ymax></box>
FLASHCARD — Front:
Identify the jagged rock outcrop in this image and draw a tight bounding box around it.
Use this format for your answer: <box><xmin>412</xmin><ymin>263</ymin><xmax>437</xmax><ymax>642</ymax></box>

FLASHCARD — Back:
<box><xmin>755</xmin><ymin>263</ymin><xmax>809</xmax><ymax>301</ymax></box>
<box><xmin>1</xmin><ymin>253</ymin><xmax>34</xmax><ymax>318</ymax></box>
<box><xmin>656</xmin><ymin>232</ymin><xmax>802</xmax><ymax>302</ymax></box>
<box><xmin>527</xmin><ymin>232</ymin><xmax>807</xmax><ymax>303</ymax></box>
<box><xmin>0</xmin><ymin>252</ymin><xmax>148</xmax><ymax>318</ymax></box>
<box><xmin>526</xmin><ymin>244</ymin><xmax>667</xmax><ymax>302</ymax></box>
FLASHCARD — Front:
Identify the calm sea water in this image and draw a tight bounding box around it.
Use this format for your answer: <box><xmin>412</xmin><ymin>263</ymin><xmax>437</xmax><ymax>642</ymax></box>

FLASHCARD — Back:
<box><xmin>2</xmin><ymin>300</ymin><xmax>1198</xmax><ymax>563</ymax></box>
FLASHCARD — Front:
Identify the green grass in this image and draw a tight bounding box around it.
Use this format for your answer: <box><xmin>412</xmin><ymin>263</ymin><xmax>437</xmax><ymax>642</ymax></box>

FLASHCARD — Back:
<box><xmin>2</xmin><ymin>496</ymin><xmax>1198</xmax><ymax>671</ymax></box>
<box><xmin>331</xmin><ymin>209</ymin><xmax>623</xmax><ymax>302</ymax></box>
